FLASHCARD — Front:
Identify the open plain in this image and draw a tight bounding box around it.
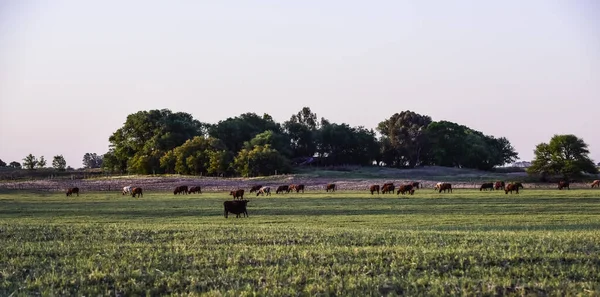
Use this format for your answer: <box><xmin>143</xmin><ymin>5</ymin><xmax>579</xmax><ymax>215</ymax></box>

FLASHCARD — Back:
<box><xmin>1</xmin><ymin>184</ymin><xmax>600</xmax><ymax>296</ymax></box>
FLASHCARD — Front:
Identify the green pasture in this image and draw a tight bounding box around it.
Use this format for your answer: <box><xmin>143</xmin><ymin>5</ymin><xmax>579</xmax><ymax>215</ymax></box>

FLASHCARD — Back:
<box><xmin>1</xmin><ymin>189</ymin><xmax>600</xmax><ymax>296</ymax></box>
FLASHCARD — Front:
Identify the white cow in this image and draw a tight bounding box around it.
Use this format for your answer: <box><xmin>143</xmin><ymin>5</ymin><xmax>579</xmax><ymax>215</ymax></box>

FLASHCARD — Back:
<box><xmin>122</xmin><ymin>186</ymin><xmax>132</xmax><ymax>195</ymax></box>
<box><xmin>257</xmin><ymin>186</ymin><xmax>271</xmax><ymax>196</ymax></box>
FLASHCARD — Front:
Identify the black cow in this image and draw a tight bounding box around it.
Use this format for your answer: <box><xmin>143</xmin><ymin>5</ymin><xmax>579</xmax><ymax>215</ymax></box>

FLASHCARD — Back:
<box><xmin>480</xmin><ymin>183</ymin><xmax>494</xmax><ymax>191</ymax></box>
<box><xmin>224</xmin><ymin>200</ymin><xmax>249</xmax><ymax>218</ymax></box>
<box><xmin>174</xmin><ymin>185</ymin><xmax>188</xmax><ymax>195</ymax></box>
<box><xmin>66</xmin><ymin>187</ymin><xmax>79</xmax><ymax>197</ymax></box>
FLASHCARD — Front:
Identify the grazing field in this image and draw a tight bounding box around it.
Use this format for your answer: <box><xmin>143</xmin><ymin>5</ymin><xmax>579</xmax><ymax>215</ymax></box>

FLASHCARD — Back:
<box><xmin>1</xmin><ymin>189</ymin><xmax>600</xmax><ymax>296</ymax></box>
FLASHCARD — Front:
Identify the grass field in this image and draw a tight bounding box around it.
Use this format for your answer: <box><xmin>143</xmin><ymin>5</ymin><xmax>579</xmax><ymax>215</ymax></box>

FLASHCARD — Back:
<box><xmin>1</xmin><ymin>189</ymin><xmax>600</xmax><ymax>296</ymax></box>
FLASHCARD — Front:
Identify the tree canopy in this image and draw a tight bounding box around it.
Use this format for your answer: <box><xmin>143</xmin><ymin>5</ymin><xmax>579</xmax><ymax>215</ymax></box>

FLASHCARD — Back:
<box><xmin>527</xmin><ymin>134</ymin><xmax>598</xmax><ymax>179</ymax></box>
<box><xmin>102</xmin><ymin>107</ymin><xmax>520</xmax><ymax>175</ymax></box>
<box><xmin>52</xmin><ymin>155</ymin><xmax>67</xmax><ymax>171</ymax></box>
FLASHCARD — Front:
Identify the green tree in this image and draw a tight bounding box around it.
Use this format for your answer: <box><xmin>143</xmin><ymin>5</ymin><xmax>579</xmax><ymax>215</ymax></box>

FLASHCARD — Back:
<box><xmin>0</xmin><ymin>159</ymin><xmax>6</xmax><ymax>167</ymax></box>
<box><xmin>243</xmin><ymin>130</ymin><xmax>292</xmax><ymax>158</ymax></box>
<box><xmin>424</xmin><ymin>121</ymin><xmax>518</xmax><ymax>170</ymax></box>
<box><xmin>101</xmin><ymin>150</ymin><xmax>123</xmax><ymax>173</ymax></box>
<box><xmin>23</xmin><ymin>154</ymin><xmax>38</xmax><ymax>170</ymax></box>
<box><xmin>208</xmin><ymin>112</ymin><xmax>281</xmax><ymax>154</ymax></box>
<box><xmin>52</xmin><ymin>155</ymin><xmax>67</xmax><ymax>171</ymax></box>
<box><xmin>82</xmin><ymin>153</ymin><xmax>103</xmax><ymax>169</ymax></box>
<box><xmin>377</xmin><ymin>111</ymin><xmax>432</xmax><ymax>168</ymax></box>
<box><xmin>233</xmin><ymin>145</ymin><xmax>291</xmax><ymax>177</ymax></box>
<box><xmin>108</xmin><ymin>109</ymin><xmax>206</xmax><ymax>174</ymax></box>
<box><xmin>37</xmin><ymin>156</ymin><xmax>47</xmax><ymax>168</ymax></box>
<box><xmin>164</xmin><ymin>136</ymin><xmax>227</xmax><ymax>175</ymax></box>
<box><xmin>283</xmin><ymin>107</ymin><xmax>319</xmax><ymax>159</ymax></box>
<box><xmin>315</xmin><ymin>122</ymin><xmax>379</xmax><ymax>166</ymax></box>
<box><xmin>527</xmin><ymin>134</ymin><xmax>598</xmax><ymax>179</ymax></box>
<box><xmin>207</xmin><ymin>150</ymin><xmax>233</xmax><ymax>176</ymax></box>
<box><xmin>9</xmin><ymin>161</ymin><xmax>21</xmax><ymax>169</ymax></box>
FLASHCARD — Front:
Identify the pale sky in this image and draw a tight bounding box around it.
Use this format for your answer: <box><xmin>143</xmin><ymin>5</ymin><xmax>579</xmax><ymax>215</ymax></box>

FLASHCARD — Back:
<box><xmin>1</xmin><ymin>1</ymin><xmax>598</xmax><ymax>168</ymax></box>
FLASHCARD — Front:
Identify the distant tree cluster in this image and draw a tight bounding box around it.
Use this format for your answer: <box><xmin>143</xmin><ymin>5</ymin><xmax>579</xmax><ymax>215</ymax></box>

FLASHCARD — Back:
<box><xmin>100</xmin><ymin>108</ymin><xmax>520</xmax><ymax>176</ymax></box>
<box><xmin>22</xmin><ymin>154</ymin><xmax>46</xmax><ymax>170</ymax></box>
<box><xmin>527</xmin><ymin>134</ymin><xmax>598</xmax><ymax>179</ymax></box>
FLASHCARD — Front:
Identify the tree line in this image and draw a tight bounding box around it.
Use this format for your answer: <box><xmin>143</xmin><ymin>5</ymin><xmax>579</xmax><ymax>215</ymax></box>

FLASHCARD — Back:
<box><xmin>0</xmin><ymin>153</ymin><xmax>103</xmax><ymax>171</ymax></box>
<box><xmin>2</xmin><ymin>107</ymin><xmax>597</xmax><ymax>179</ymax></box>
<box><xmin>99</xmin><ymin>108</ymin><xmax>521</xmax><ymax>176</ymax></box>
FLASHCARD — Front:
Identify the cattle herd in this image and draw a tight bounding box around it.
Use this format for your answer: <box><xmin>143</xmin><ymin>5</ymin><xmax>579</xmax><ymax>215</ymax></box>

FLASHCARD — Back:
<box><xmin>62</xmin><ymin>179</ymin><xmax>600</xmax><ymax>219</ymax></box>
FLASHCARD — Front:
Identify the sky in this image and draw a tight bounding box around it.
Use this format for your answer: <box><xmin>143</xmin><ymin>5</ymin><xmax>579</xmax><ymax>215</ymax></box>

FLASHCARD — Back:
<box><xmin>0</xmin><ymin>1</ymin><xmax>598</xmax><ymax>168</ymax></box>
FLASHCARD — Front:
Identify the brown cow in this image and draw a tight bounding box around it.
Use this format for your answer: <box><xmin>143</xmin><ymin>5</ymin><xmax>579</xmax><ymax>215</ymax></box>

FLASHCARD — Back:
<box><xmin>494</xmin><ymin>181</ymin><xmax>505</xmax><ymax>190</ymax></box>
<box><xmin>174</xmin><ymin>185</ymin><xmax>188</xmax><ymax>195</ymax></box>
<box><xmin>397</xmin><ymin>184</ymin><xmax>414</xmax><ymax>195</ymax></box>
<box><xmin>249</xmin><ymin>185</ymin><xmax>263</xmax><ymax>193</ymax></box>
<box><xmin>224</xmin><ymin>200</ymin><xmax>249</xmax><ymax>218</ymax></box>
<box><xmin>514</xmin><ymin>182</ymin><xmax>524</xmax><ymax>189</ymax></box>
<box><xmin>438</xmin><ymin>183</ymin><xmax>452</xmax><ymax>193</ymax></box>
<box><xmin>293</xmin><ymin>184</ymin><xmax>305</xmax><ymax>193</ymax></box>
<box><xmin>558</xmin><ymin>181</ymin><xmax>570</xmax><ymax>190</ymax></box>
<box><xmin>505</xmin><ymin>183</ymin><xmax>519</xmax><ymax>194</ymax></box>
<box><xmin>275</xmin><ymin>185</ymin><xmax>289</xmax><ymax>194</ymax></box>
<box><xmin>369</xmin><ymin>185</ymin><xmax>380</xmax><ymax>195</ymax></box>
<box><xmin>229</xmin><ymin>189</ymin><xmax>245</xmax><ymax>200</ymax></box>
<box><xmin>381</xmin><ymin>184</ymin><xmax>395</xmax><ymax>194</ymax></box>
<box><xmin>188</xmin><ymin>186</ymin><xmax>202</xmax><ymax>194</ymax></box>
<box><xmin>480</xmin><ymin>183</ymin><xmax>494</xmax><ymax>191</ymax></box>
<box><xmin>66</xmin><ymin>187</ymin><xmax>79</xmax><ymax>197</ymax></box>
<box><xmin>592</xmin><ymin>180</ymin><xmax>600</xmax><ymax>188</ymax></box>
<box><xmin>131</xmin><ymin>187</ymin><xmax>143</xmax><ymax>198</ymax></box>
<box><xmin>411</xmin><ymin>182</ymin><xmax>420</xmax><ymax>189</ymax></box>
<box><xmin>326</xmin><ymin>184</ymin><xmax>336</xmax><ymax>192</ymax></box>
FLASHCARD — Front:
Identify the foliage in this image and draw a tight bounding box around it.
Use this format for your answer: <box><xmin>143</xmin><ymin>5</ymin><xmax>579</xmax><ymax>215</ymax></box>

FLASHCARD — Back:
<box><xmin>233</xmin><ymin>144</ymin><xmax>291</xmax><ymax>177</ymax></box>
<box><xmin>108</xmin><ymin>109</ymin><xmax>206</xmax><ymax>174</ymax></box>
<box><xmin>283</xmin><ymin>107</ymin><xmax>319</xmax><ymax>159</ymax></box>
<box><xmin>52</xmin><ymin>155</ymin><xmax>67</xmax><ymax>171</ymax></box>
<box><xmin>101</xmin><ymin>150</ymin><xmax>124</xmax><ymax>173</ymax></box>
<box><xmin>377</xmin><ymin>111</ymin><xmax>432</xmax><ymax>167</ymax></box>
<box><xmin>161</xmin><ymin>136</ymin><xmax>228</xmax><ymax>176</ymax></box>
<box><xmin>425</xmin><ymin>121</ymin><xmax>518</xmax><ymax>170</ymax></box>
<box><xmin>22</xmin><ymin>154</ymin><xmax>38</xmax><ymax>170</ymax></box>
<box><xmin>103</xmin><ymin>107</ymin><xmax>521</xmax><ymax>175</ymax></box>
<box><xmin>527</xmin><ymin>134</ymin><xmax>598</xmax><ymax>179</ymax></box>
<box><xmin>1</xmin><ymin>191</ymin><xmax>600</xmax><ymax>295</ymax></box>
<box><xmin>36</xmin><ymin>156</ymin><xmax>47</xmax><ymax>168</ymax></box>
<box><xmin>8</xmin><ymin>161</ymin><xmax>21</xmax><ymax>169</ymax></box>
<box><xmin>316</xmin><ymin>122</ymin><xmax>379</xmax><ymax>166</ymax></box>
<box><xmin>82</xmin><ymin>153</ymin><xmax>103</xmax><ymax>169</ymax></box>
<box><xmin>0</xmin><ymin>159</ymin><xmax>5</xmax><ymax>167</ymax></box>
<box><xmin>243</xmin><ymin>130</ymin><xmax>292</xmax><ymax>158</ymax></box>
<box><xmin>208</xmin><ymin>113</ymin><xmax>281</xmax><ymax>154</ymax></box>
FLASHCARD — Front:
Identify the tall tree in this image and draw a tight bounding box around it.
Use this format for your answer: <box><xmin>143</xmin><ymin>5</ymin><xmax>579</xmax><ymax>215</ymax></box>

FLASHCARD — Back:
<box><xmin>108</xmin><ymin>109</ymin><xmax>206</xmax><ymax>174</ymax></box>
<box><xmin>52</xmin><ymin>155</ymin><xmax>67</xmax><ymax>171</ymax></box>
<box><xmin>23</xmin><ymin>154</ymin><xmax>38</xmax><ymax>170</ymax></box>
<box><xmin>37</xmin><ymin>156</ymin><xmax>47</xmax><ymax>168</ymax></box>
<box><xmin>9</xmin><ymin>161</ymin><xmax>21</xmax><ymax>169</ymax></box>
<box><xmin>377</xmin><ymin>111</ymin><xmax>432</xmax><ymax>168</ymax></box>
<box><xmin>527</xmin><ymin>134</ymin><xmax>598</xmax><ymax>179</ymax></box>
<box><xmin>0</xmin><ymin>159</ymin><xmax>6</xmax><ymax>167</ymax></box>
<box><xmin>316</xmin><ymin>122</ymin><xmax>379</xmax><ymax>166</ymax></box>
<box><xmin>243</xmin><ymin>130</ymin><xmax>292</xmax><ymax>158</ymax></box>
<box><xmin>283</xmin><ymin>107</ymin><xmax>319</xmax><ymax>160</ymax></box>
<box><xmin>208</xmin><ymin>113</ymin><xmax>281</xmax><ymax>154</ymax></box>
<box><xmin>82</xmin><ymin>153</ymin><xmax>103</xmax><ymax>169</ymax></box>
<box><xmin>425</xmin><ymin>121</ymin><xmax>518</xmax><ymax>170</ymax></box>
